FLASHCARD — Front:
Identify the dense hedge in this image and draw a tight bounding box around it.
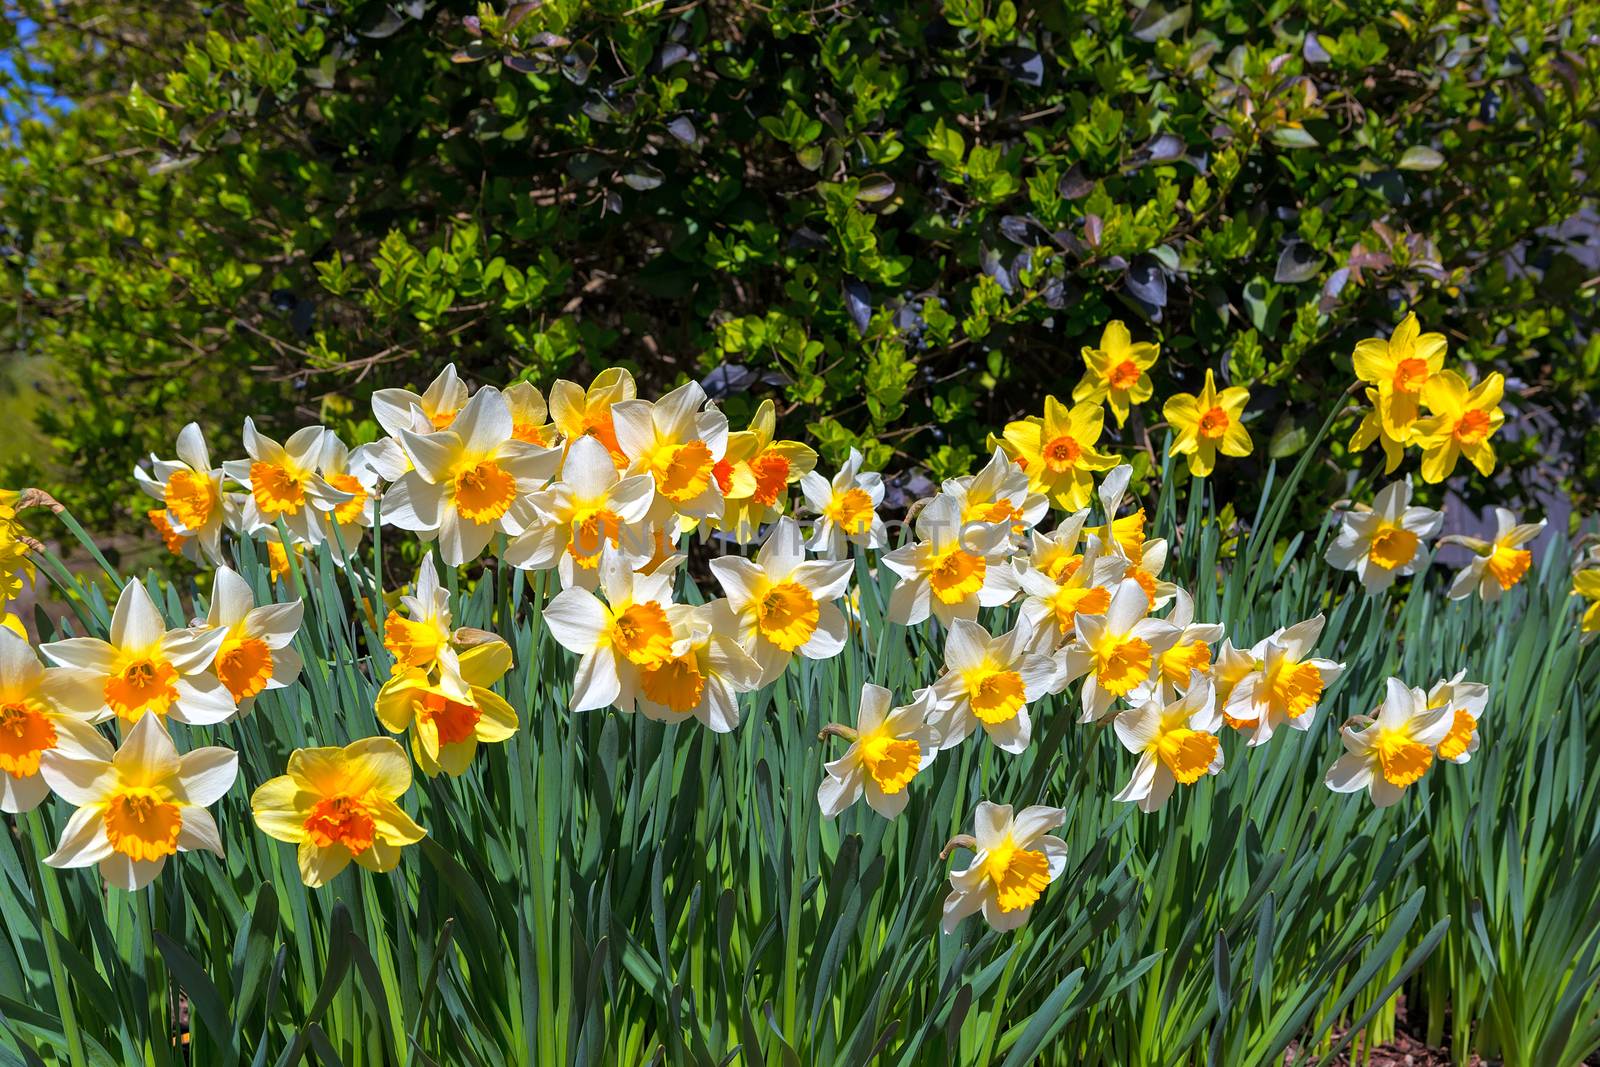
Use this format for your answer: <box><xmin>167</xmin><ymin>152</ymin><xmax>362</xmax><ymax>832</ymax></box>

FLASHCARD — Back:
<box><xmin>3</xmin><ymin>0</ymin><xmax>1598</xmax><ymax>534</ymax></box>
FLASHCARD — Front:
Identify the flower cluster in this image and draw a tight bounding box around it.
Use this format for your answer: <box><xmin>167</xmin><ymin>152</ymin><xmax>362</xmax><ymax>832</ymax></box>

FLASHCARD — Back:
<box><xmin>12</xmin><ymin>310</ymin><xmax>1576</xmax><ymax>930</ymax></box>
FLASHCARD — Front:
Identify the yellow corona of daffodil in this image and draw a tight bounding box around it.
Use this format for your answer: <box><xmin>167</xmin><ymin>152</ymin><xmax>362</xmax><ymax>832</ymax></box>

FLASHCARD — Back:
<box><xmin>1072</xmin><ymin>320</ymin><xmax>1159</xmax><ymax>428</ymax></box>
<box><xmin>1349</xmin><ymin>313</ymin><xmax>1448</xmax><ymax>469</ymax></box>
<box><xmin>997</xmin><ymin>397</ymin><xmax>1118</xmax><ymax>512</ymax></box>
<box><xmin>1411</xmin><ymin>370</ymin><xmax>1505</xmax><ymax>483</ymax></box>
<box><xmin>1163</xmin><ymin>370</ymin><xmax>1252</xmax><ymax>478</ymax></box>
<box><xmin>250</xmin><ymin>737</ymin><xmax>426</xmax><ymax>888</ymax></box>
<box><xmin>713</xmin><ymin>400</ymin><xmax>817</xmax><ymax>543</ymax></box>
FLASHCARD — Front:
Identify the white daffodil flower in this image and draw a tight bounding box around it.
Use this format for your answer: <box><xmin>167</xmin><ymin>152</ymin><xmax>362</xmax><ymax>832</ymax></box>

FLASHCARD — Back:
<box><xmin>636</xmin><ymin>600</ymin><xmax>763</xmax><ymax>732</ymax></box>
<box><xmin>372</xmin><ymin>363</ymin><xmax>471</xmax><ymax>438</ymax></box>
<box><xmin>502</xmin><ymin>434</ymin><xmax>656</xmax><ymax>589</ymax></box>
<box><xmin>1015</xmin><ymin>531</ymin><xmax>1125</xmax><ymax>652</ymax></box>
<box><xmin>383</xmin><ymin>386</ymin><xmax>562</xmax><ymax>566</ymax></box>
<box><xmin>134</xmin><ymin>422</ymin><xmax>231</xmax><ymax>565</ymax></box>
<box><xmin>1446</xmin><ymin>508</ymin><xmax>1546</xmax><ymax>602</ymax></box>
<box><xmin>881</xmin><ymin>494</ymin><xmax>1017</xmax><ymax>627</ymax></box>
<box><xmin>1060</xmin><ymin>580</ymin><xmax>1181</xmax><ymax>722</ymax></box>
<box><xmin>224</xmin><ymin>419</ymin><xmax>351</xmax><ymax>545</ymax></box>
<box><xmin>1324</xmin><ymin>677</ymin><xmax>1453</xmax><ymax>807</ymax></box>
<box><xmin>1426</xmin><ymin>670</ymin><xmax>1489</xmax><ymax>764</ymax></box>
<box><xmin>1113</xmin><ymin>675</ymin><xmax>1224</xmax><ymax>812</ymax></box>
<box><xmin>928</xmin><ymin>618</ymin><xmax>1056</xmax><ymax>754</ymax></box>
<box><xmin>0</xmin><ymin>628</ymin><xmax>104</xmax><ymax>813</ymax></box>
<box><xmin>201</xmin><ymin>566</ymin><xmax>304</xmax><ymax>712</ymax></box>
<box><xmin>942</xmin><ymin>447</ymin><xmax>1047</xmax><ymax>546</ymax></box>
<box><xmin>709</xmin><ymin>516</ymin><xmax>854</xmax><ymax>685</ymax></box>
<box><xmin>316</xmin><ymin>432</ymin><xmax>387</xmax><ymax>563</ymax></box>
<box><xmin>1324</xmin><ymin>478</ymin><xmax>1442</xmax><ymax>593</ymax></box>
<box><xmin>1133</xmin><ymin>589</ymin><xmax>1225</xmax><ymax>701</ymax></box>
<box><xmin>1220</xmin><ymin>614</ymin><xmax>1344</xmax><ymax>746</ymax></box>
<box><xmin>800</xmin><ymin>447</ymin><xmax>888</xmax><ymax>559</ymax></box>
<box><xmin>42</xmin><ymin>580</ymin><xmax>234</xmax><ymax>726</ymax></box>
<box><xmin>543</xmin><ymin>551</ymin><xmax>678</xmax><ymax>713</ymax></box>
<box><xmin>612</xmin><ymin>380</ymin><xmax>729</xmax><ymax>525</ymax></box>
<box><xmin>941</xmin><ymin>801</ymin><xmax>1068</xmax><ymax>933</ymax></box>
<box><xmin>39</xmin><ymin>712</ymin><xmax>238</xmax><ymax>890</ymax></box>
<box><xmin>818</xmin><ymin>683</ymin><xmax>940</xmax><ymax>819</ymax></box>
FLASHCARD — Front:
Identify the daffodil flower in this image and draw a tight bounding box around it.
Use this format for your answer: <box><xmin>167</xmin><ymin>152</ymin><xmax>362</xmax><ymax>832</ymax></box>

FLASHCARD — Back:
<box><xmin>1072</xmin><ymin>320</ymin><xmax>1158</xmax><ymax>428</ymax></box>
<box><xmin>1411</xmin><ymin>370</ymin><xmax>1505</xmax><ymax>483</ymax></box>
<box><xmin>1221</xmin><ymin>614</ymin><xmax>1344</xmax><ymax>745</ymax></box>
<box><xmin>613</xmin><ymin>381</ymin><xmax>729</xmax><ymax>525</ymax></box>
<box><xmin>881</xmin><ymin>494</ymin><xmax>1017</xmax><ymax>627</ymax></box>
<box><xmin>1015</xmin><ymin>533</ymin><xmax>1124</xmax><ymax>649</ymax></box>
<box><xmin>713</xmin><ymin>399</ymin><xmax>817</xmax><ymax>543</ymax></box>
<box><xmin>505</xmin><ymin>381</ymin><xmax>555</xmax><ymax>446</ymax></box>
<box><xmin>1061</xmin><ymin>580</ymin><xmax>1181</xmax><ymax>722</ymax></box>
<box><xmin>550</xmin><ymin>367</ymin><xmax>637</xmax><ymax>467</ymax></box>
<box><xmin>1574</xmin><ymin>568</ymin><xmax>1600</xmax><ymax>638</ymax></box>
<box><xmin>372</xmin><ymin>363</ymin><xmax>471</xmax><ymax>437</ymax></box>
<box><xmin>0</xmin><ymin>628</ymin><xmax>104</xmax><ymax>813</ymax></box>
<box><xmin>1445</xmin><ymin>508</ymin><xmax>1544</xmax><ymax>601</ymax></box>
<box><xmin>544</xmin><ymin>551</ymin><xmax>678</xmax><ymax>713</ymax></box>
<box><xmin>315</xmin><ymin>432</ymin><xmax>388</xmax><ymax>563</ymax></box>
<box><xmin>1325</xmin><ymin>678</ymin><xmax>1453</xmax><ymax>807</ymax></box>
<box><xmin>224</xmin><ymin>419</ymin><xmax>352</xmax><ymax>545</ymax></box>
<box><xmin>1113</xmin><ymin>675</ymin><xmax>1224</xmax><ymax>812</ymax></box>
<box><xmin>134</xmin><ymin>422</ymin><xmax>231</xmax><ymax>565</ymax></box>
<box><xmin>799</xmin><ymin>448</ymin><xmax>887</xmax><ymax>559</ymax></box>
<box><xmin>1351</xmin><ymin>312</ymin><xmax>1447</xmax><ymax>449</ymax></box>
<box><xmin>1427</xmin><ymin>670</ymin><xmax>1488</xmax><ymax>764</ymax></box>
<box><xmin>1094</xmin><ymin>466</ymin><xmax>1174</xmax><ymax>608</ymax></box>
<box><xmin>196</xmin><ymin>566</ymin><xmax>303</xmax><ymax>713</ymax></box>
<box><xmin>1163</xmin><ymin>369</ymin><xmax>1252</xmax><ymax>478</ymax></box>
<box><xmin>502</xmin><ymin>434</ymin><xmax>657</xmax><ymax>588</ymax></box>
<box><xmin>1324</xmin><ymin>478</ymin><xmax>1443</xmax><ymax>594</ymax></box>
<box><xmin>1348</xmin><ymin>386</ymin><xmax>1407</xmax><ymax>474</ymax></box>
<box><xmin>709</xmin><ymin>516</ymin><xmax>854</xmax><ymax>685</ymax></box>
<box><xmin>636</xmin><ymin>600</ymin><xmax>763</xmax><ymax>731</ymax></box>
<box><xmin>817</xmin><ymin>683</ymin><xmax>940</xmax><ymax>819</ymax></box>
<box><xmin>381</xmin><ymin>556</ymin><xmax>457</xmax><ymax>679</ymax></box>
<box><xmin>941</xmin><ymin>801</ymin><xmax>1068</xmax><ymax>933</ymax></box>
<box><xmin>1137</xmin><ymin>589</ymin><xmax>1225</xmax><ymax>700</ymax></box>
<box><xmin>928</xmin><ymin>618</ymin><xmax>1057</xmax><ymax>754</ymax></box>
<box><xmin>40</xmin><ymin>713</ymin><xmax>238</xmax><ymax>890</ymax></box>
<box><xmin>1016</xmin><ymin>508</ymin><xmax>1092</xmax><ymax>582</ymax></box>
<box><xmin>250</xmin><ymin>736</ymin><xmax>426</xmax><ymax>888</ymax></box>
<box><xmin>942</xmin><ymin>447</ymin><xmax>1047</xmax><ymax>545</ymax></box>
<box><xmin>42</xmin><ymin>580</ymin><xmax>235</xmax><ymax>726</ymax></box>
<box><xmin>998</xmin><ymin>396</ymin><xmax>1119</xmax><ymax>512</ymax></box>
<box><xmin>376</xmin><ymin>642</ymin><xmax>518</xmax><ymax>777</ymax></box>
<box><xmin>384</xmin><ymin>386</ymin><xmax>562</xmax><ymax>566</ymax></box>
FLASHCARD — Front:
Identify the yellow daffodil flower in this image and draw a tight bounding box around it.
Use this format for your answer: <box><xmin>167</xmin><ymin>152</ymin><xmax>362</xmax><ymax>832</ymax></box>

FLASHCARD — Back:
<box><xmin>505</xmin><ymin>381</ymin><xmax>555</xmax><ymax>446</ymax></box>
<box><xmin>549</xmin><ymin>367</ymin><xmax>637</xmax><ymax>467</ymax></box>
<box><xmin>818</xmin><ymin>684</ymin><xmax>940</xmax><ymax>819</ymax></box>
<box><xmin>1072</xmin><ymin>319</ymin><xmax>1159</xmax><ymax>427</ymax></box>
<box><xmin>1411</xmin><ymin>370</ymin><xmax>1505</xmax><ymax>483</ymax></box>
<box><xmin>376</xmin><ymin>642</ymin><xmax>518</xmax><ymax>777</ymax></box>
<box><xmin>1163</xmin><ymin>369</ymin><xmax>1252</xmax><ymax>478</ymax></box>
<box><xmin>1574</xmin><ymin>568</ymin><xmax>1600</xmax><ymax>637</ymax></box>
<box><xmin>1325</xmin><ymin>678</ymin><xmax>1453</xmax><ymax>807</ymax></box>
<box><xmin>1348</xmin><ymin>386</ymin><xmax>1408</xmax><ymax>474</ymax></box>
<box><xmin>250</xmin><ymin>736</ymin><xmax>426</xmax><ymax>888</ymax></box>
<box><xmin>941</xmin><ymin>801</ymin><xmax>1067</xmax><ymax>932</ymax></box>
<box><xmin>40</xmin><ymin>713</ymin><xmax>238</xmax><ymax>889</ymax></box>
<box><xmin>713</xmin><ymin>400</ymin><xmax>817</xmax><ymax>543</ymax></box>
<box><xmin>997</xmin><ymin>396</ymin><xmax>1118</xmax><ymax>512</ymax></box>
<box><xmin>1351</xmin><ymin>312</ymin><xmax>1448</xmax><ymax>453</ymax></box>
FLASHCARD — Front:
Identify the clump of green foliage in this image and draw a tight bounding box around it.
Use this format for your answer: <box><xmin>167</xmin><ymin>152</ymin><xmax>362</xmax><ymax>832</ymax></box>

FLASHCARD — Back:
<box><xmin>2</xmin><ymin>0</ymin><xmax>1598</xmax><ymax>532</ymax></box>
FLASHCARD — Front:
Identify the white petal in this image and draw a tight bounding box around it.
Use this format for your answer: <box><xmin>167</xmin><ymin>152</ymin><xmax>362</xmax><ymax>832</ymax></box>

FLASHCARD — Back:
<box><xmin>178</xmin><ymin>747</ymin><xmax>239</xmax><ymax>807</ymax></box>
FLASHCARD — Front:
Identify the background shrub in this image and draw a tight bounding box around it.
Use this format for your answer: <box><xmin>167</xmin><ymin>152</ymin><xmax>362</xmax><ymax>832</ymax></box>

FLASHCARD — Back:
<box><xmin>2</xmin><ymin>0</ymin><xmax>1598</xmax><ymax>535</ymax></box>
